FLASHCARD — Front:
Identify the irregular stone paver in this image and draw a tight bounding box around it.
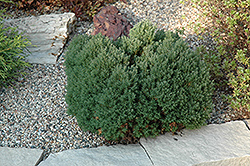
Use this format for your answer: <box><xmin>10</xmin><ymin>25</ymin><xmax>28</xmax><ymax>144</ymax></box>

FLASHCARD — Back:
<box><xmin>140</xmin><ymin>121</ymin><xmax>250</xmax><ymax>166</ymax></box>
<box><xmin>39</xmin><ymin>144</ymin><xmax>152</xmax><ymax>166</ymax></box>
<box><xmin>194</xmin><ymin>155</ymin><xmax>250</xmax><ymax>166</ymax></box>
<box><xmin>3</xmin><ymin>13</ymin><xmax>76</xmax><ymax>64</ymax></box>
<box><xmin>0</xmin><ymin>147</ymin><xmax>43</xmax><ymax>166</ymax></box>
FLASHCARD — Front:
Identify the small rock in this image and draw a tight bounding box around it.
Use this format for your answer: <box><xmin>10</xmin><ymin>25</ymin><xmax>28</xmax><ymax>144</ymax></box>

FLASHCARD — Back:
<box><xmin>91</xmin><ymin>6</ymin><xmax>133</xmax><ymax>41</ymax></box>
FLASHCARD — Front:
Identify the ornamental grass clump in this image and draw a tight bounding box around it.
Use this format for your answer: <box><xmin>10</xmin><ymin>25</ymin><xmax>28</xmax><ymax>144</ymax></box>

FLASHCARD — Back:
<box><xmin>0</xmin><ymin>0</ymin><xmax>31</xmax><ymax>87</ymax></box>
<box><xmin>65</xmin><ymin>20</ymin><xmax>214</xmax><ymax>142</ymax></box>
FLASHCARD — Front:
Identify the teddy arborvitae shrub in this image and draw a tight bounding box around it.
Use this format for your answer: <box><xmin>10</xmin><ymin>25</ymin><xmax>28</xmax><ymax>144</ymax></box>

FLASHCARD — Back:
<box><xmin>65</xmin><ymin>20</ymin><xmax>214</xmax><ymax>142</ymax></box>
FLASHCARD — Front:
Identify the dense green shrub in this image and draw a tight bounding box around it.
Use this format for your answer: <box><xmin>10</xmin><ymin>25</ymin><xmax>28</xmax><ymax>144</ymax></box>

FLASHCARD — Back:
<box><xmin>182</xmin><ymin>0</ymin><xmax>250</xmax><ymax>112</ymax></box>
<box><xmin>0</xmin><ymin>0</ymin><xmax>31</xmax><ymax>87</ymax></box>
<box><xmin>65</xmin><ymin>20</ymin><xmax>214</xmax><ymax>142</ymax></box>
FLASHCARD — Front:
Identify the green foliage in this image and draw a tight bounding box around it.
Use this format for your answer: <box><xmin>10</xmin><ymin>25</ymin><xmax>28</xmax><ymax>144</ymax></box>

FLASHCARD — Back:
<box><xmin>227</xmin><ymin>49</ymin><xmax>250</xmax><ymax>111</ymax></box>
<box><xmin>183</xmin><ymin>0</ymin><xmax>250</xmax><ymax>111</ymax></box>
<box><xmin>0</xmin><ymin>0</ymin><xmax>31</xmax><ymax>87</ymax></box>
<box><xmin>65</xmin><ymin>20</ymin><xmax>214</xmax><ymax>142</ymax></box>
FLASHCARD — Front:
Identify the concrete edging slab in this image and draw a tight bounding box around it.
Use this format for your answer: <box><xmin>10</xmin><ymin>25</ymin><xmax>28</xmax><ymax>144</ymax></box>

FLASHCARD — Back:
<box><xmin>0</xmin><ymin>147</ymin><xmax>44</xmax><ymax>166</ymax></box>
<box><xmin>3</xmin><ymin>13</ymin><xmax>76</xmax><ymax>64</ymax></box>
<box><xmin>39</xmin><ymin>144</ymin><xmax>152</xmax><ymax>166</ymax></box>
<box><xmin>194</xmin><ymin>155</ymin><xmax>250</xmax><ymax>166</ymax></box>
<box><xmin>140</xmin><ymin>121</ymin><xmax>250</xmax><ymax>166</ymax></box>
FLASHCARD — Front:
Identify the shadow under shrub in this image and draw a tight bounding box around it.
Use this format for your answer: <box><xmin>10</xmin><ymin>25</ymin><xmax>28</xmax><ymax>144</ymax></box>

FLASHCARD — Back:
<box><xmin>65</xmin><ymin>20</ymin><xmax>214</xmax><ymax>142</ymax></box>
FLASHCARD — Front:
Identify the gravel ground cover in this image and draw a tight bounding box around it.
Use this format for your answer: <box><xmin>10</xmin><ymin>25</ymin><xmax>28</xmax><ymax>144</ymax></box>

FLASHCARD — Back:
<box><xmin>1</xmin><ymin>0</ymin><xmax>250</xmax><ymax>161</ymax></box>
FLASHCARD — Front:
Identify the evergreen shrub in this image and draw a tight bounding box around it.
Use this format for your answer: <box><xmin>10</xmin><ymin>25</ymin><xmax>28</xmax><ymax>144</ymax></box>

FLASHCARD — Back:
<box><xmin>182</xmin><ymin>0</ymin><xmax>250</xmax><ymax>112</ymax></box>
<box><xmin>0</xmin><ymin>0</ymin><xmax>31</xmax><ymax>87</ymax></box>
<box><xmin>65</xmin><ymin>20</ymin><xmax>214</xmax><ymax>142</ymax></box>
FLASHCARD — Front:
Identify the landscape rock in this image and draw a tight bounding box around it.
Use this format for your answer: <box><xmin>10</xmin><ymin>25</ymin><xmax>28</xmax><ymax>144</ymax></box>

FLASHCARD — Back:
<box><xmin>39</xmin><ymin>144</ymin><xmax>152</xmax><ymax>166</ymax></box>
<box><xmin>140</xmin><ymin>121</ymin><xmax>250</xmax><ymax>166</ymax></box>
<box><xmin>0</xmin><ymin>147</ymin><xmax>44</xmax><ymax>166</ymax></box>
<box><xmin>194</xmin><ymin>155</ymin><xmax>250</xmax><ymax>166</ymax></box>
<box><xmin>91</xmin><ymin>6</ymin><xmax>133</xmax><ymax>41</ymax></box>
<box><xmin>3</xmin><ymin>13</ymin><xmax>76</xmax><ymax>64</ymax></box>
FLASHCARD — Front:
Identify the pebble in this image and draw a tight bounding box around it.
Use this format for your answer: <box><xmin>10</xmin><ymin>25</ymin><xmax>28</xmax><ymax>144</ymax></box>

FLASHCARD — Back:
<box><xmin>1</xmin><ymin>0</ymin><xmax>249</xmax><ymax>161</ymax></box>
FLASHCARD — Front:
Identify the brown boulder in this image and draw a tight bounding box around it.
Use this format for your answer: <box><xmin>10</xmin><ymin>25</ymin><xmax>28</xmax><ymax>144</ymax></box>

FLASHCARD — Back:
<box><xmin>91</xmin><ymin>6</ymin><xmax>133</xmax><ymax>41</ymax></box>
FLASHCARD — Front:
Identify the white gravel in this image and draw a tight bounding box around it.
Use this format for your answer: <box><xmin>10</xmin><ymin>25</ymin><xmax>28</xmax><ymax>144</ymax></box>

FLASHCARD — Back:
<box><xmin>0</xmin><ymin>60</ymin><xmax>105</xmax><ymax>159</ymax></box>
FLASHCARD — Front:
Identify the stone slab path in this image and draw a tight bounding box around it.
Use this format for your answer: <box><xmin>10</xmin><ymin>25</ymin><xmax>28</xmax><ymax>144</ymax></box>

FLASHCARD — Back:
<box><xmin>0</xmin><ymin>147</ymin><xmax>43</xmax><ymax>166</ymax></box>
<box><xmin>39</xmin><ymin>144</ymin><xmax>152</xmax><ymax>166</ymax></box>
<box><xmin>194</xmin><ymin>156</ymin><xmax>250</xmax><ymax>166</ymax></box>
<box><xmin>3</xmin><ymin>13</ymin><xmax>76</xmax><ymax>64</ymax></box>
<box><xmin>140</xmin><ymin>120</ymin><xmax>250</xmax><ymax>166</ymax></box>
<box><xmin>1</xmin><ymin>120</ymin><xmax>250</xmax><ymax>166</ymax></box>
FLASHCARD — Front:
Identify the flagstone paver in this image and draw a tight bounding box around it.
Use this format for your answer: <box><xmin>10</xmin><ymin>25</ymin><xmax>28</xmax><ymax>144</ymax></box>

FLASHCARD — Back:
<box><xmin>3</xmin><ymin>13</ymin><xmax>76</xmax><ymax>64</ymax></box>
<box><xmin>194</xmin><ymin>155</ymin><xmax>250</xmax><ymax>166</ymax></box>
<box><xmin>0</xmin><ymin>147</ymin><xmax>43</xmax><ymax>166</ymax></box>
<box><xmin>39</xmin><ymin>144</ymin><xmax>152</xmax><ymax>166</ymax></box>
<box><xmin>140</xmin><ymin>121</ymin><xmax>250</xmax><ymax>166</ymax></box>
